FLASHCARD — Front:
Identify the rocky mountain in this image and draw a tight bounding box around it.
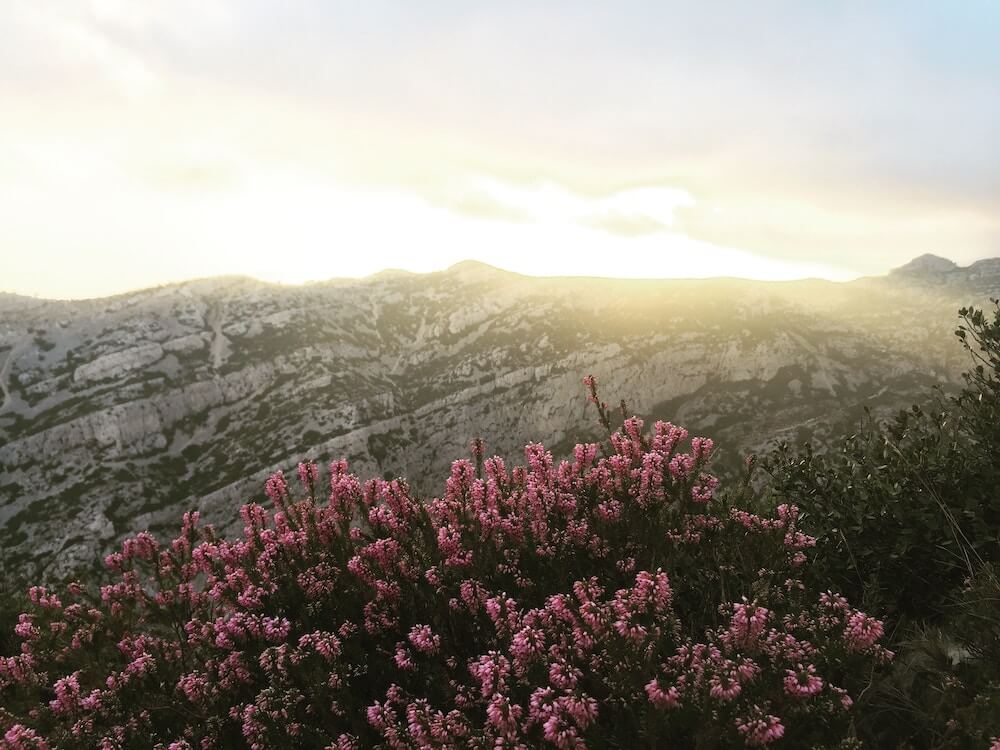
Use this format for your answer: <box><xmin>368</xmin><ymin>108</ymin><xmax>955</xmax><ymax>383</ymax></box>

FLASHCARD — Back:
<box><xmin>1</xmin><ymin>255</ymin><xmax>998</xmax><ymax>579</ymax></box>
<box><xmin>889</xmin><ymin>253</ymin><xmax>1000</xmax><ymax>290</ymax></box>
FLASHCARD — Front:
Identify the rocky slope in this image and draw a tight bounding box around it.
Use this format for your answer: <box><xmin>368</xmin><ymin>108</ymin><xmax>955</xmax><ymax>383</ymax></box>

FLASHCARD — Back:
<box><xmin>1</xmin><ymin>254</ymin><xmax>997</xmax><ymax>578</ymax></box>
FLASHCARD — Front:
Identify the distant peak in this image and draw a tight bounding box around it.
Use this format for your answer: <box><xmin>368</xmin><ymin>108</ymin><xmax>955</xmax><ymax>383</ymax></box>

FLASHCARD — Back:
<box><xmin>889</xmin><ymin>254</ymin><xmax>958</xmax><ymax>277</ymax></box>
<box><xmin>443</xmin><ymin>260</ymin><xmax>516</xmax><ymax>282</ymax></box>
<box><xmin>446</xmin><ymin>260</ymin><xmax>503</xmax><ymax>274</ymax></box>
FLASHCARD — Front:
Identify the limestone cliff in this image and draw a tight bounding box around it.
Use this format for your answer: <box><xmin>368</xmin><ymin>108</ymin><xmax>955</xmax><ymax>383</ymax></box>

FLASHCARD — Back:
<box><xmin>1</xmin><ymin>259</ymin><xmax>997</xmax><ymax>578</ymax></box>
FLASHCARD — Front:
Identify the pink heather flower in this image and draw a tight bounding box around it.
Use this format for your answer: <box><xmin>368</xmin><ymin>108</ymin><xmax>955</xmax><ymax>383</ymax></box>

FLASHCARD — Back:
<box><xmin>469</xmin><ymin>652</ymin><xmax>511</xmax><ymax>698</ymax></box>
<box><xmin>645</xmin><ymin>678</ymin><xmax>682</xmax><ymax>709</ymax></box>
<box><xmin>3</xmin><ymin>395</ymin><xmax>891</xmax><ymax>750</ymax></box>
<box><xmin>3</xmin><ymin>724</ymin><xmax>50</xmax><ymax>750</ymax></box>
<box><xmin>690</xmin><ymin>437</ymin><xmax>714</xmax><ymax>461</ymax></box>
<box><xmin>630</xmin><ymin>569</ymin><xmax>673</xmax><ymax>613</ymax></box>
<box><xmin>844</xmin><ymin>611</ymin><xmax>885</xmax><ymax>651</ymax></box>
<box><xmin>783</xmin><ymin>531</ymin><xmax>817</xmax><ymax>549</ymax></box>
<box><xmin>264</xmin><ymin>470</ymin><xmax>289</xmax><ymax>507</ymax></box>
<box><xmin>366</xmin><ymin>701</ymin><xmax>397</xmax><ymax>732</ymax></box>
<box><xmin>775</xmin><ymin>504</ymin><xmax>799</xmax><ymax>523</ymax></box>
<box><xmin>14</xmin><ymin>614</ymin><xmax>38</xmax><ymax>641</ymax></box>
<box><xmin>49</xmin><ymin>671</ymin><xmax>82</xmax><ymax>714</ymax></box>
<box><xmin>709</xmin><ymin>673</ymin><xmax>742</xmax><ymax>702</ymax></box>
<box><xmin>736</xmin><ymin>711</ymin><xmax>785</xmax><ymax>746</ymax></box>
<box><xmin>393</xmin><ymin>644</ymin><xmax>414</xmax><ymax>670</ymax></box>
<box><xmin>820</xmin><ymin>591</ymin><xmax>850</xmax><ymax>612</ymax></box>
<box><xmin>0</xmin><ymin>654</ymin><xmax>36</xmax><ymax>686</ymax></box>
<box><xmin>638</xmin><ymin>451</ymin><xmax>665</xmax><ymax>506</ymax></box>
<box><xmin>558</xmin><ymin>694</ymin><xmax>598</xmax><ymax>728</ymax></box>
<box><xmin>623</xmin><ymin>416</ymin><xmax>645</xmax><ymax>443</ymax></box>
<box><xmin>407</xmin><ymin>624</ymin><xmax>441</xmax><ymax>654</ymax></box>
<box><xmin>652</xmin><ymin>421</ymin><xmax>688</xmax><ymax>455</ymax></box>
<box><xmin>542</xmin><ymin>713</ymin><xmax>585</xmax><ymax>750</ymax></box>
<box><xmin>298</xmin><ymin>631</ymin><xmax>342</xmax><ymax>661</ymax></box>
<box><xmin>616</xmin><ymin>557</ymin><xmax>637</xmax><ymax>573</ymax></box>
<box><xmin>27</xmin><ymin>586</ymin><xmax>61</xmax><ymax>610</ymax></box>
<box><xmin>511</xmin><ymin>626</ymin><xmax>545</xmax><ymax>667</ymax></box>
<box><xmin>729</xmin><ymin>601</ymin><xmax>770</xmax><ymax>646</ymax></box>
<box><xmin>668</xmin><ymin>453</ymin><xmax>696</xmax><ymax>480</ymax></box>
<box><xmin>990</xmin><ymin>738</ymin><xmax>1000</xmax><ymax>750</ymax></box>
<box><xmin>486</xmin><ymin>694</ymin><xmax>523</xmax><ymax>734</ymax></box>
<box><xmin>123</xmin><ymin>653</ymin><xmax>155</xmax><ymax>681</ymax></box>
<box><xmin>470</xmin><ymin>437</ymin><xmax>485</xmax><ymax>461</ymax></box>
<box><xmin>736</xmin><ymin>657</ymin><xmax>760</xmax><ymax>682</ymax></box>
<box><xmin>691</xmin><ymin>474</ymin><xmax>720</xmax><ymax>503</ymax></box>
<box><xmin>831</xmin><ymin>686</ymin><xmax>854</xmax><ymax>710</ymax></box>
<box><xmin>330</xmin><ymin>735</ymin><xmax>359</xmax><ymax>750</ymax></box>
<box><xmin>548</xmin><ymin>661</ymin><xmax>582</xmax><ymax>690</ymax></box>
<box><xmin>783</xmin><ymin>664</ymin><xmax>824</xmax><ymax>698</ymax></box>
<box><xmin>297</xmin><ymin>461</ymin><xmax>320</xmax><ymax>495</ymax></box>
<box><xmin>177</xmin><ymin>672</ymin><xmax>209</xmax><ymax>703</ymax></box>
<box><xmin>573</xmin><ymin>442</ymin><xmax>598</xmax><ymax>470</ymax></box>
<box><xmin>596</xmin><ymin>498</ymin><xmax>623</xmax><ymax>522</ymax></box>
<box><xmin>121</xmin><ymin>531</ymin><xmax>159</xmax><ymax>561</ymax></box>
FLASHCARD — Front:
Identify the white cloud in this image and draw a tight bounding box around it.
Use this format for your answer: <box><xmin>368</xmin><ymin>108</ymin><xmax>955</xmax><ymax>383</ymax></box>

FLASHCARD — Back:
<box><xmin>450</xmin><ymin>179</ymin><xmax>693</xmax><ymax>234</ymax></box>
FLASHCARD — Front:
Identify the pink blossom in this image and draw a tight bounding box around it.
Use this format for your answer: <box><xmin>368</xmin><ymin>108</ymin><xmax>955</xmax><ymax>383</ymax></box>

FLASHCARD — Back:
<box><xmin>844</xmin><ymin>611</ymin><xmax>885</xmax><ymax>651</ymax></box>
<box><xmin>407</xmin><ymin>625</ymin><xmax>441</xmax><ymax>655</ymax></box>
<box><xmin>1</xmin><ymin>385</ymin><xmax>885</xmax><ymax>749</ymax></box>
<box><xmin>783</xmin><ymin>663</ymin><xmax>824</xmax><ymax>698</ymax></box>
<box><xmin>736</xmin><ymin>710</ymin><xmax>785</xmax><ymax>746</ymax></box>
<box><xmin>3</xmin><ymin>724</ymin><xmax>50</xmax><ymax>750</ymax></box>
<box><xmin>645</xmin><ymin>679</ymin><xmax>682</xmax><ymax>709</ymax></box>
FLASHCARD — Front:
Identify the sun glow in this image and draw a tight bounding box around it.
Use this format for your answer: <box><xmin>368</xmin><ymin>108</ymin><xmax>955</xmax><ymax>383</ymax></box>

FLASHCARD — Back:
<box><xmin>138</xmin><ymin>172</ymin><xmax>855</xmax><ymax>291</ymax></box>
<box><xmin>0</xmin><ymin>162</ymin><xmax>854</xmax><ymax>299</ymax></box>
<box><xmin>1</xmin><ymin>1</ymin><xmax>998</xmax><ymax>298</ymax></box>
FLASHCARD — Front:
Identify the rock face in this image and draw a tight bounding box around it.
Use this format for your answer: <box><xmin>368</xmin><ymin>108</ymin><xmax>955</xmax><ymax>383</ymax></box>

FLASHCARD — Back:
<box><xmin>74</xmin><ymin>343</ymin><xmax>165</xmax><ymax>383</ymax></box>
<box><xmin>1</xmin><ymin>258</ymin><xmax>999</xmax><ymax>579</ymax></box>
<box><xmin>890</xmin><ymin>253</ymin><xmax>959</xmax><ymax>279</ymax></box>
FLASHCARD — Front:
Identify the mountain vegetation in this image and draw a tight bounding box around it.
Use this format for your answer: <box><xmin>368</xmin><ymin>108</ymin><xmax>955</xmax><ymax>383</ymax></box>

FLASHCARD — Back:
<box><xmin>1</xmin><ymin>259</ymin><xmax>999</xmax><ymax>747</ymax></box>
<box><xmin>2</xmin><ymin>256</ymin><xmax>997</xmax><ymax>579</ymax></box>
<box><xmin>1</xmin><ymin>379</ymin><xmax>892</xmax><ymax>748</ymax></box>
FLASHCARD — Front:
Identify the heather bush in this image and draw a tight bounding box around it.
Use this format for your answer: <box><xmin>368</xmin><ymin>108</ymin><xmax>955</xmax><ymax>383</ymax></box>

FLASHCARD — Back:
<box><xmin>859</xmin><ymin>565</ymin><xmax>1000</xmax><ymax>749</ymax></box>
<box><xmin>0</xmin><ymin>379</ymin><xmax>889</xmax><ymax>749</ymax></box>
<box><xmin>764</xmin><ymin>301</ymin><xmax>1000</xmax><ymax>621</ymax></box>
<box><xmin>764</xmin><ymin>302</ymin><xmax>1000</xmax><ymax>748</ymax></box>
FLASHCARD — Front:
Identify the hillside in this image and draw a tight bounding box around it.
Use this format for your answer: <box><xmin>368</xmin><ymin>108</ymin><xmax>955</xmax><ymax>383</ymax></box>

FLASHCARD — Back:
<box><xmin>1</xmin><ymin>255</ymin><xmax>998</xmax><ymax>578</ymax></box>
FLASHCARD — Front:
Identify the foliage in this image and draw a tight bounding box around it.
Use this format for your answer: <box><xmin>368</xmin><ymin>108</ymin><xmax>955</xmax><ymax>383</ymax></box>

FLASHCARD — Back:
<box><xmin>763</xmin><ymin>302</ymin><xmax>1000</xmax><ymax>621</ymax></box>
<box><xmin>6</xmin><ymin>303</ymin><xmax>1000</xmax><ymax>748</ymax></box>
<box><xmin>0</xmin><ymin>381</ymin><xmax>888</xmax><ymax>749</ymax></box>
<box><xmin>763</xmin><ymin>302</ymin><xmax>1000</xmax><ymax>747</ymax></box>
<box><xmin>856</xmin><ymin>566</ymin><xmax>1000</xmax><ymax>749</ymax></box>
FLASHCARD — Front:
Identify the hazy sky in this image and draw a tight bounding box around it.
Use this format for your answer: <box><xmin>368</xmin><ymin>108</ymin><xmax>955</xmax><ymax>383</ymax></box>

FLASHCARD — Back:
<box><xmin>2</xmin><ymin>1</ymin><xmax>999</xmax><ymax>298</ymax></box>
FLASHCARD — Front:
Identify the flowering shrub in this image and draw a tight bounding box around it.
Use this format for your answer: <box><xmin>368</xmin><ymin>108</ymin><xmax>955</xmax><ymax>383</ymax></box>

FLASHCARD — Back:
<box><xmin>762</xmin><ymin>304</ymin><xmax>1000</xmax><ymax>746</ymax></box>
<box><xmin>765</xmin><ymin>302</ymin><xmax>1000</xmax><ymax>623</ymax></box>
<box><xmin>0</xmin><ymin>379</ymin><xmax>890</xmax><ymax>749</ymax></box>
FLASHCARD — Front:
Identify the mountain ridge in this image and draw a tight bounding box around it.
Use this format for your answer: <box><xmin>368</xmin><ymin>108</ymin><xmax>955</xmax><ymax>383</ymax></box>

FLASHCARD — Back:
<box><xmin>6</xmin><ymin>254</ymin><xmax>999</xmax><ymax>305</ymax></box>
<box><xmin>1</xmin><ymin>256</ymin><xmax>999</xmax><ymax>578</ymax></box>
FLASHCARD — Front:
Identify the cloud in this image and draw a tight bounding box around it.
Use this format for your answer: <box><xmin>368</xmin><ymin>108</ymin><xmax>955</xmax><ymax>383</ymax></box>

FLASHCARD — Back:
<box><xmin>430</xmin><ymin>190</ymin><xmax>535</xmax><ymax>224</ymax></box>
<box><xmin>1</xmin><ymin>0</ymin><xmax>999</xmax><ymax>294</ymax></box>
<box><xmin>672</xmin><ymin>196</ymin><xmax>1000</xmax><ymax>273</ymax></box>
<box><xmin>583</xmin><ymin>213</ymin><xmax>666</xmax><ymax>238</ymax></box>
<box><xmin>5</xmin><ymin>0</ymin><xmax>157</xmax><ymax>97</ymax></box>
<box><xmin>438</xmin><ymin>179</ymin><xmax>692</xmax><ymax>237</ymax></box>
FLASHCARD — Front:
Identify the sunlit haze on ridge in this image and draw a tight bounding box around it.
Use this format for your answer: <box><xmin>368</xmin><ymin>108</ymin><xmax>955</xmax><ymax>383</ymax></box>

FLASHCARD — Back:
<box><xmin>2</xmin><ymin>1</ymin><xmax>999</xmax><ymax>299</ymax></box>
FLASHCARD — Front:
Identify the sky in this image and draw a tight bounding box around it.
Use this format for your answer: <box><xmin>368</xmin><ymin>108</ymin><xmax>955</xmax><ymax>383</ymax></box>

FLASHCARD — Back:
<box><xmin>1</xmin><ymin>1</ymin><xmax>999</xmax><ymax>299</ymax></box>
